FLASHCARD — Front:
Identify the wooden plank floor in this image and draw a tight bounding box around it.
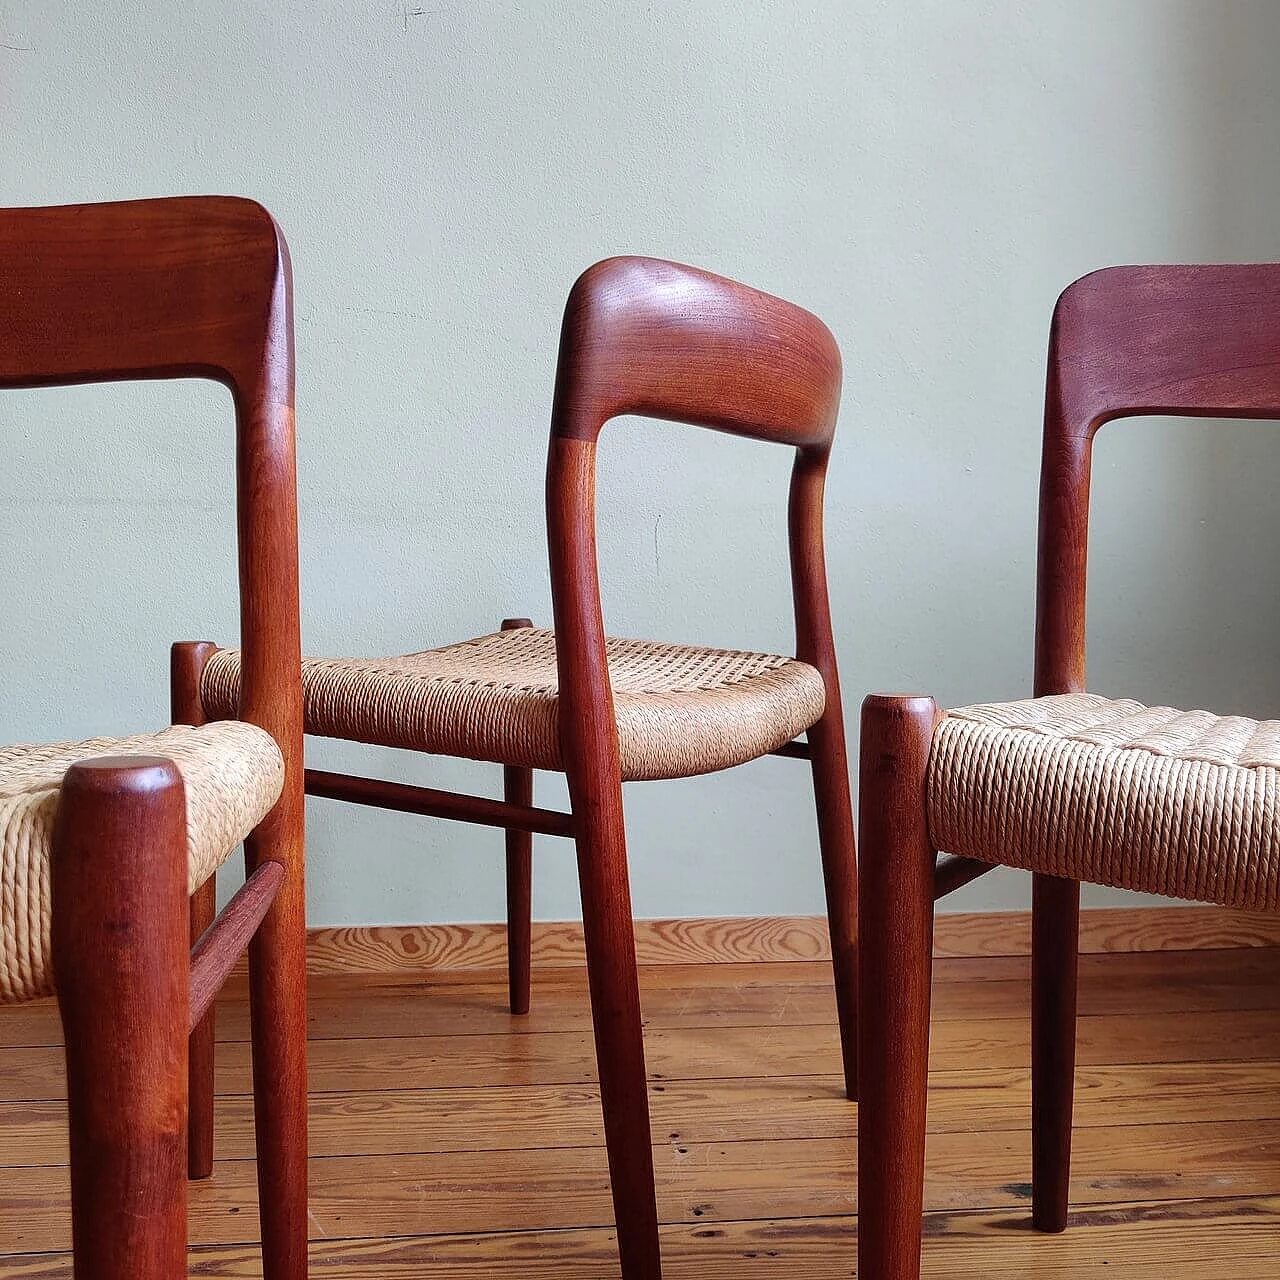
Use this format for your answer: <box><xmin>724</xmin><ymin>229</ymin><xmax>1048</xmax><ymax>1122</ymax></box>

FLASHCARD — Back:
<box><xmin>3</xmin><ymin>947</ymin><xmax>1280</xmax><ymax>1275</ymax></box>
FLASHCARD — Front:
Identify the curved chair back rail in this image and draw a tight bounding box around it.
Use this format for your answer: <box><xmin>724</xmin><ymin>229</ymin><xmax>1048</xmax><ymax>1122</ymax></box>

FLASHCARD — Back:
<box><xmin>1037</xmin><ymin>263</ymin><xmax>1280</xmax><ymax>694</ymax></box>
<box><xmin>550</xmin><ymin>255</ymin><xmax>842</xmax><ymax>448</ymax></box>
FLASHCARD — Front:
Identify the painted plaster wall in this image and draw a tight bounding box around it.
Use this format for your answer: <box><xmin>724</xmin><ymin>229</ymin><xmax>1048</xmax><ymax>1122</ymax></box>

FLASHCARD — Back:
<box><xmin>4</xmin><ymin>1</ymin><xmax>1279</xmax><ymax>923</ymax></box>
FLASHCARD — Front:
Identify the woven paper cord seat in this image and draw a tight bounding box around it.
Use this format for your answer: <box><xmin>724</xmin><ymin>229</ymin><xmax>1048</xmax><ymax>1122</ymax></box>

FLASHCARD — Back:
<box><xmin>202</xmin><ymin>627</ymin><xmax>826</xmax><ymax>783</ymax></box>
<box><xmin>927</xmin><ymin>693</ymin><xmax>1280</xmax><ymax>910</ymax></box>
<box><xmin>0</xmin><ymin>721</ymin><xmax>284</xmax><ymax>1004</ymax></box>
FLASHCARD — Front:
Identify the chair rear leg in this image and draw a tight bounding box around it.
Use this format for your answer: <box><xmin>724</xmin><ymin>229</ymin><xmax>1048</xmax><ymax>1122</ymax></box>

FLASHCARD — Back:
<box><xmin>503</xmin><ymin>763</ymin><xmax>533</xmax><ymax>1015</ymax></box>
<box><xmin>53</xmin><ymin>757</ymin><xmax>189</xmax><ymax>1280</ymax></box>
<box><xmin>857</xmin><ymin>695</ymin><xmax>939</xmax><ymax>1280</ymax></box>
<box><xmin>1031</xmin><ymin>872</ymin><xmax>1080</xmax><ymax>1232</ymax></box>
<box><xmin>572</xmin><ymin>782</ymin><xmax>661</xmax><ymax>1279</ymax></box>
<box><xmin>172</xmin><ymin>639</ymin><xmax>218</xmax><ymax>1180</ymax></box>
<box><xmin>500</xmin><ymin>618</ymin><xmax>535</xmax><ymax>1015</ymax></box>
<box><xmin>806</xmin><ymin>707</ymin><xmax>858</xmax><ymax>1100</ymax></box>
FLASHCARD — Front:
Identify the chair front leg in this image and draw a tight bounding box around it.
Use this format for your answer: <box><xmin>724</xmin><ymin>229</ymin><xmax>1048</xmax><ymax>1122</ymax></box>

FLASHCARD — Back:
<box><xmin>569</xmin><ymin>770</ymin><xmax>662</xmax><ymax>1280</ymax></box>
<box><xmin>806</xmin><ymin>705</ymin><xmax>859</xmax><ymax>1100</ymax></box>
<box><xmin>52</xmin><ymin>757</ymin><xmax>190</xmax><ymax>1280</ymax></box>
<box><xmin>857</xmin><ymin>695</ymin><xmax>939</xmax><ymax>1280</ymax></box>
<box><xmin>1031</xmin><ymin>872</ymin><xmax>1080</xmax><ymax>1232</ymax></box>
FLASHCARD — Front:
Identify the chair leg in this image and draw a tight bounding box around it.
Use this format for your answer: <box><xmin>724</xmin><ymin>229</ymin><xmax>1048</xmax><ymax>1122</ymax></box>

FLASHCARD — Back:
<box><xmin>572</xmin><ymin>783</ymin><xmax>662</xmax><ymax>1279</ymax></box>
<box><xmin>245</xmin><ymin>826</ymin><xmax>310</xmax><ymax>1280</ymax></box>
<box><xmin>857</xmin><ymin>695</ymin><xmax>939</xmax><ymax>1280</ymax></box>
<box><xmin>500</xmin><ymin>618</ymin><xmax>535</xmax><ymax>1015</ymax></box>
<box><xmin>52</xmin><ymin>757</ymin><xmax>189</xmax><ymax>1280</ymax></box>
<box><xmin>172</xmin><ymin>639</ymin><xmax>218</xmax><ymax>1180</ymax></box>
<box><xmin>1031</xmin><ymin>872</ymin><xmax>1080</xmax><ymax>1233</ymax></box>
<box><xmin>188</xmin><ymin>879</ymin><xmax>217</xmax><ymax>1178</ymax></box>
<box><xmin>503</xmin><ymin>763</ymin><xmax>533</xmax><ymax>1016</ymax></box>
<box><xmin>806</xmin><ymin>706</ymin><xmax>859</xmax><ymax>1100</ymax></box>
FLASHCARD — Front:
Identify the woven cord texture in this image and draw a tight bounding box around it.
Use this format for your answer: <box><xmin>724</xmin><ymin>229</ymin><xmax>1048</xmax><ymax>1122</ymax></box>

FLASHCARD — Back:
<box><xmin>203</xmin><ymin>628</ymin><xmax>825</xmax><ymax>782</ymax></box>
<box><xmin>927</xmin><ymin>693</ymin><xmax>1280</xmax><ymax>909</ymax></box>
<box><xmin>0</xmin><ymin>721</ymin><xmax>284</xmax><ymax>1004</ymax></box>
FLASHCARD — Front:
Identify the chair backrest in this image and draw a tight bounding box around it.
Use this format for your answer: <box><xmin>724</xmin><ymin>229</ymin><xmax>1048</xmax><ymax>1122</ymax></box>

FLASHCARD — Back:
<box><xmin>545</xmin><ymin>255</ymin><xmax>845</xmax><ymax>783</ymax></box>
<box><xmin>1037</xmin><ymin>264</ymin><xmax>1280</xmax><ymax>693</ymax></box>
<box><xmin>0</xmin><ymin>196</ymin><xmax>302</xmax><ymax>812</ymax></box>
<box><xmin>550</xmin><ymin>255</ymin><xmax>842</xmax><ymax>449</ymax></box>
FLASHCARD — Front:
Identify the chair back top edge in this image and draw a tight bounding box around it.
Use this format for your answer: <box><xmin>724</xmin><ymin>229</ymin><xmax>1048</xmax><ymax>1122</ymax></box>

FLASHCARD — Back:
<box><xmin>551</xmin><ymin>255</ymin><xmax>841</xmax><ymax>451</ymax></box>
<box><xmin>1048</xmin><ymin>263</ymin><xmax>1280</xmax><ymax>437</ymax></box>
<box><xmin>0</xmin><ymin>196</ymin><xmax>291</xmax><ymax>402</ymax></box>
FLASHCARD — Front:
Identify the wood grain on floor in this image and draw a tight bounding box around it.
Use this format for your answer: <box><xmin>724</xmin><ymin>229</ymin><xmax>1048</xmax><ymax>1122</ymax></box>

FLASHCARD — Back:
<box><xmin>2</xmin><ymin>946</ymin><xmax>1280</xmax><ymax>1275</ymax></box>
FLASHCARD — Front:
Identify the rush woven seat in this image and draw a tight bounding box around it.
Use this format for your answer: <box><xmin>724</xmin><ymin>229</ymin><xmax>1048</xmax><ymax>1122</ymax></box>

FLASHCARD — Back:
<box><xmin>201</xmin><ymin>627</ymin><xmax>826</xmax><ymax>782</ymax></box>
<box><xmin>927</xmin><ymin>693</ymin><xmax>1280</xmax><ymax>910</ymax></box>
<box><xmin>0</xmin><ymin>721</ymin><xmax>285</xmax><ymax>1003</ymax></box>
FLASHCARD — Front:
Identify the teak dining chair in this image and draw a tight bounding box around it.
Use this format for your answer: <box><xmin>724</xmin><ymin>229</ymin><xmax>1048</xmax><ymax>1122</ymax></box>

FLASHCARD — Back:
<box><xmin>857</xmin><ymin>263</ymin><xmax>1280</xmax><ymax>1279</ymax></box>
<box><xmin>0</xmin><ymin>197</ymin><xmax>307</xmax><ymax>1280</ymax></box>
<box><xmin>177</xmin><ymin>256</ymin><xmax>857</xmax><ymax>1279</ymax></box>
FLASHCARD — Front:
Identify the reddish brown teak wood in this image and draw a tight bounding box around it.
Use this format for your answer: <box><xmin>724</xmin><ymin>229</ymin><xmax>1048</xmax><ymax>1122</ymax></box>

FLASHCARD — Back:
<box><xmin>180</xmin><ymin>255</ymin><xmax>855</xmax><ymax>1280</ymax></box>
<box><xmin>858</xmin><ymin>263</ymin><xmax>1280</xmax><ymax>1280</ymax></box>
<box><xmin>1</xmin><ymin>196</ymin><xmax>306</xmax><ymax>1280</ymax></box>
<box><xmin>500</xmin><ymin>617</ymin><xmax>536</xmax><ymax>1017</ymax></box>
<box><xmin>856</xmin><ymin>696</ymin><xmax>939</xmax><ymax>1277</ymax></box>
<box><xmin>52</xmin><ymin>758</ymin><xmax>190</xmax><ymax>1280</ymax></box>
<box><xmin>545</xmin><ymin>258</ymin><xmax>853</xmax><ymax>1279</ymax></box>
<box><xmin>172</xmin><ymin>639</ymin><xmax>219</xmax><ymax>1180</ymax></box>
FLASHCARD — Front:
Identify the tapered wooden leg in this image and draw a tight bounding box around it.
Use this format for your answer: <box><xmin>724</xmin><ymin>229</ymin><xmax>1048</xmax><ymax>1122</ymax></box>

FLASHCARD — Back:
<box><xmin>53</xmin><ymin>757</ymin><xmax>189</xmax><ymax>1280</ymax></box>
<box><xmin>806</xmin><ymin>705</ymin><xmax>858</xmax><ymax>1100</ymax></box>
<box><xmin>1032</xmin><ymin>872</ymin><xmax>1079</xmax><ymax>1232</ymax></box>
<box><xmin>571</xmin><ymin>786</ymin><xmax>661</xmax><ymax>1279</ymax></box>
<box><xmin>504</xmin><ymin>765</ymin><xmax>533</xmax><ymax>1015</ymax></box>
<box><xmin>172</xmin><ymin>639</ymin><xmax>219</xmax><ymax>1180</ymax></box>
<box><xmin>245</xmin><ymin>824</ymin><xmax>309</xmax><ymax>1280</ymax></box>
<box><xmin>857</xmin><ymin>695</ymin><xmax>939</xmax><ymax>1280</ymax></box>
<box><xmin>501</xmin><ymin>618</ymin><xmax>535</xmax><ymax>1015</ymax></box>
<box><xmin>187</xmin><ymin>878</ymin><xmax>217</xmax><ymax>1177</ymax></box>
<box><xmin>548</xmin><ymin>433</ymin><xmax>659</xmax><ymax>1277</ymax></box>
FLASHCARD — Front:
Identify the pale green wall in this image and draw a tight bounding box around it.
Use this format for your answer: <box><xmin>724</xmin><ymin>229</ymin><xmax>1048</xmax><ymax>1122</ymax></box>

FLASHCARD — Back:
<box><xmin>4</xmin><ymin>1</ymin><xmax>1280</xmax><ymax>925</ymax></box>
